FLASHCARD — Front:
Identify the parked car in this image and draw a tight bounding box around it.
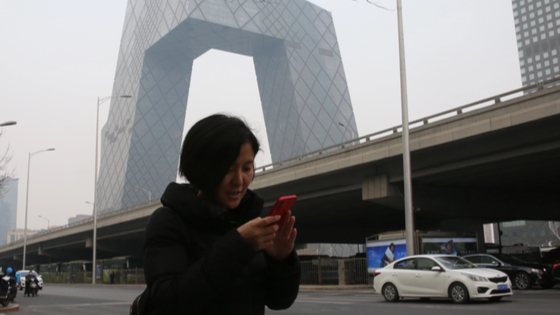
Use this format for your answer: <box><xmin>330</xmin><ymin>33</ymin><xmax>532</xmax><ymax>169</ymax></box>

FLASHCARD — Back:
<box><xmin>463</xmin><ymin>253</ymin><xmax>553</xmax><ymax>289</ymax></box>
<box><xmin>15</xmin><ymin>270</ymin><xmax>43</xmax><ymax>291</ymax></box>
<box><xmin>373</xmin><ymin>255</ymin><xmax>512</xmax><ymax>304</ymax></box>
<box><xmin>539</xmin><ymin>247</ymin><xmax>560</xmax><ymax>284</ymax></box>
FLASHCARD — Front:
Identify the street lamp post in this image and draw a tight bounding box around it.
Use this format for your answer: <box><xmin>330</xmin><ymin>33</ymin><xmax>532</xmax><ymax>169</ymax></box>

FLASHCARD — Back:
<box><xmin>338</xmin><ymin>122</ymin><xmax>354</xmax><ymax>140</ymax></box>
<box><xmin>92</xmin><ymin>95</ymin><xmax>131</xmax><ymax>284</ymax></box>
<box><xmin>23</xmin><ymin>148</ymin><xmax>55</xmax><ymax>269</ymax></box>
<box><xmin>38</xmin><ymin>215</ymin><xmax>50</xmax><ymax>230</ymax></box>
<box><xmin>134</xmin><ymin>186</ymin><xmax>152</xmax><ymax>204</ymax></box>
<box><xmin>396</xmin><ymin>0</ymin><xmax>415</xmax><ymax>256</ymax></box>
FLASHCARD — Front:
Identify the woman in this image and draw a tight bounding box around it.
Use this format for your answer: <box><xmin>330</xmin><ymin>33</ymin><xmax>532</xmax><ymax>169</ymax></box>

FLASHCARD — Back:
<box><xmin>142</xmin><ymin>114</ymin><xmax>300</xmax><ymax>314</ymax></box>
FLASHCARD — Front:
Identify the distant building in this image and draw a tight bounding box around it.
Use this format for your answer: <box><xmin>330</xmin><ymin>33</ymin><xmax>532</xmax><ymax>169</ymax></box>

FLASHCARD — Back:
<box><xmin>68</xmin><ymin>214</ymin><xmax>92</xmax><ymax>225</ymax></box>
<box><xmin>7</xmin><ymin>228</ymin><xmax>39</xmax><ymax>244</ymax></box>
<box><xmin>296</xmin><ymin>243</ymin><xmax>365</xmax><ymax>258</ymax></box>
<box><xmin>484</xmin><ymin>220</ymin><xmax>560</xmax><ymax>246</ymax></box>
<box><xmin>0</xmin><ymin>179</ymin><xmax>18</xmax><ymax>246</ymax></box>
<box><xmin>483</xmin><ymin>223</ymin><xmax>496</xmax><ymax>244</ymax></box>
<box><xmin>96</xmin><ymin>0</ymin><xmax>358</xmax><ymax>215</ymax></box>
<box><xmin>511</xmin><ymin>0</ymin><xmax>560</xmax><ymax>87</ymax></box>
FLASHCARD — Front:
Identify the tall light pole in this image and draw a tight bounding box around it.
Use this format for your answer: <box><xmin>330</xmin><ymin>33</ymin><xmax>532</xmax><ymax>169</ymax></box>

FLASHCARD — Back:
<box><xmin>397</xmin><ymin>0</ymin><xmax>415</xmax><ymax>256</ymax></box>
<box><xmin>93</xmin><ymin>95</ymin><xmax>131</xmax><ymax>284</ymax></box>
<box><xmin>134</xmin><ymin>186</ymin><xmax>152</xmax><ymax>204</ymax></box>
<box><xmin>23</xmin><ymin>148</ymin><xmax>55</xmax><ymax>269</ymax></box>
<box><xmin>338</xmin><ymin>122</ymin><xmax>354</xmax><ymax>140</ymax></box>
<box><xmin>38</xmin><ymin>215</ymin><xmax>50</xmax><ymax>230</ymax></box>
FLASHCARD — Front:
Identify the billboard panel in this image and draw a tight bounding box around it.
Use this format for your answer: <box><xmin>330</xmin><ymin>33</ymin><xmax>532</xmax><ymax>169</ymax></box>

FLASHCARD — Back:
<box><xmin>366</xmin><ymin>239</ymin><xmax>407</xmax><ymax>273</ymax></box>
<box><xmin>421</xmin><ymin>237</ymin><xmax>477</xmax><ymax>256</ymax></box>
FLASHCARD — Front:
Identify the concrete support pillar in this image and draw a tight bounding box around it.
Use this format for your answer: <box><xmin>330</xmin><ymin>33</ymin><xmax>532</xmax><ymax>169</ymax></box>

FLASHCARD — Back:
<box><xmin>338</xmin><ymin>259</ymin><xmax>346</xmax><ymax>286</ymax></box>
<box><xmin>362</xmin><ymin>174</ymin><xmax>403</xmax><ymax>209</ymax></box>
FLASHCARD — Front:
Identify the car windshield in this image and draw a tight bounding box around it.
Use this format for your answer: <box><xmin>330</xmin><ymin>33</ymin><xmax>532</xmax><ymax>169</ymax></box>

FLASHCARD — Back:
<box><xmin>434</xmin><ymin>256</ymin><xmax>478</xmax><ymax>269</ymax></box>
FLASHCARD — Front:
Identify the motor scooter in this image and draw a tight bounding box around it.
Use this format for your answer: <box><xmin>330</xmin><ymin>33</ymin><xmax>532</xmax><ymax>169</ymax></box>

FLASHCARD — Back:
<box><xmin>0</xmin><ymin>275</ymin><xmax>14</xmax><ymax>306</ymax></box>
<box><xmin>24</xmin><ymin>276</ymin><xmax>38</xmax><ymax>297</ymax></box>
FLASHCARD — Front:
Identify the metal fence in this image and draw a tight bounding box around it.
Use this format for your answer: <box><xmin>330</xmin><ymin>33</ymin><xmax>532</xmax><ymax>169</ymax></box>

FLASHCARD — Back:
<box><xmin>300</xmin><ymin>257</ymin><xmax>368</xmax><ymax>285</ymax></box>
<box><xmin>41</xmin><ymin>269</ymin><xmax>146</xmax><ymax>285</ymax></box>
<box><xmin>42</xmin><ymin>258</ymin><xmax>368</xmax><ymax>286</ymax></box>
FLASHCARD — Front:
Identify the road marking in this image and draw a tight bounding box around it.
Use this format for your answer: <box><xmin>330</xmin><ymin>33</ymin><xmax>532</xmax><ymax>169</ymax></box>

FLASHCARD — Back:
<box><xmin>28</xmin><ymin>301</ymin><xmax>131</xmax><ymax>308</ymax></box>
<box><xmin>296</xmin><ymin>299</ymin><xmax>352</xmax><ymax>305</ymax></box>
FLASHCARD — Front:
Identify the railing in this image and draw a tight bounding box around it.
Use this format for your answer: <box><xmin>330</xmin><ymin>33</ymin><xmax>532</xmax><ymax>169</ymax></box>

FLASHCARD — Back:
<box><xmin>255</xmin><ymin>77</ymin><xmax>560</xmax><ymax>174</ymax></box>
<box><xmin>300</xmin><ymin>257</ymin><xmax>368</xmax><ymax>285</ymax></box>
<box><xmin>41</xmin><ymin>258</ymin><xmax>368</xmax><ymax>286</ymax></box>
<box><xmin>41</xmin><ymin>268</ymin><xmax>145</xmax><ymax>285</ymax></box>
<box><xmin>0</xmin><ymin>199</ymin><xmax>160</xmax><ymax>249</ymax></box>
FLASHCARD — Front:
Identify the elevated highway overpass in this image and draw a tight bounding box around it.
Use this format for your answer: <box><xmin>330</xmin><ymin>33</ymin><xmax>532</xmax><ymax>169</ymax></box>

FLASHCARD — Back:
<box><xmin>2</xmin><ymin>80</ymin><xmax>560</xmax><ymax>267</ymax></box>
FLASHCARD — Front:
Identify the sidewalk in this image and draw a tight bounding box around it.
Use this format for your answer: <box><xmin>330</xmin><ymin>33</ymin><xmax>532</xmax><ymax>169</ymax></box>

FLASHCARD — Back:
<box><xmin>0</xmin><ymin>303</ymin><xmax>19</xmax><ymax>312</ymax></box>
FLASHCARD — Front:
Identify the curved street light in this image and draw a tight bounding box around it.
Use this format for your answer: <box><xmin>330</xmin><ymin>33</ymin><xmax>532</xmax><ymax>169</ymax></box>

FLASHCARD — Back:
<box><xmin>0</xmin><ymin>121</ymin><xmax>17</xmax><ymax>127</ymax></box>
<box><xmin>38</xmin><ymin>215</ymin><xmax>50</xmax><ymax>230</ymax></box>
<box><xmin>23</xmin><ymin>148</ymin><xmax>55</xmax><ymax>269</ymax></box>
<box><xmin>338</xmin><ymin>122</ymin><xmax>355</xmax><ymax>140</ymax></box>
<box><xmin>92</xmin><ymin>94</ymin><xmax>131</xmax><ymax>284</ymax></box>
<box><xmin>134</xmin><ymin>186</ymin><xmax>152</xmax><ymax>204</ymax></box>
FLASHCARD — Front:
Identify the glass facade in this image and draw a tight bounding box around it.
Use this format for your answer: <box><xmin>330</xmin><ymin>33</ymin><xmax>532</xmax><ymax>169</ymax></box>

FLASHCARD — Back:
<box><xmin>512</xmin><ymin>0</ymin><xmax>560</xmax><ymax>87</ymax></box>
<box><xmin>97</xmin><ymin>0</ymin><xmax>358</xmax><ymax>214</ymax></box>
<box><xmin>0</xmin><ymin>179</ymin><xmax>18</xmax><ymax>246</ymax></box>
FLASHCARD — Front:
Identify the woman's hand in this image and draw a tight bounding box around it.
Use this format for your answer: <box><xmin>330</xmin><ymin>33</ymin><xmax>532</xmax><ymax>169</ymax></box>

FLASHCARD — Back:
<box><xmin>265</xmin><ymin>210</ymin><xmax>297</xmax><ymax>260</ymax></box>
<box><xmin>237</xmin><ymin>215</ymin><xmax>281</xmax><ymax>251</ymax></box>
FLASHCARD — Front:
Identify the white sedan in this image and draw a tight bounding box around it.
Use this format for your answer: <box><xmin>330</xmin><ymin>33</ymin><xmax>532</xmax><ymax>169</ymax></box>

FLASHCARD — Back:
<box><xmin>373</xmin><ymin>255</ymin><xmax>513</xmax><ymax>303</ymax></box>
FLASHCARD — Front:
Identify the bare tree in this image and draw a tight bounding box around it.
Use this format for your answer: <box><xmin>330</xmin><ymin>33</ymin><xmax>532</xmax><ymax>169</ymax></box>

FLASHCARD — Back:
<box><xmin>0</xmin><ymin>130</ymin><xmax>14</xmax><ymax>198</ymax></box>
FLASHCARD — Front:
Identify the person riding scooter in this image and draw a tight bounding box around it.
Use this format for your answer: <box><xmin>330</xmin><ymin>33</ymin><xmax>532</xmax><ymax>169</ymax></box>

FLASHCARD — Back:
<box><xmin>24</xmin><ymin>269</ymin><xmax>39</xmax><ymax>297</ymax></box>
<box><xmin>5</xmin><ymin>268</ymin><xmax>16</xmax><ymax>302</ymax></box>
<box><xmin>0</xmin><ymin>268</ymin><xmax>15</xmax><ymax>306</ymax></box>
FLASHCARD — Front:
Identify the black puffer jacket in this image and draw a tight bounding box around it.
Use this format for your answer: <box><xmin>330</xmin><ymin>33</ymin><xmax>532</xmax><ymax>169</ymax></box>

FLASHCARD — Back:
<box><xmin>143</xmin><ymin>183</ymin><xmax>300</xmax><ymax>314</ymax></box>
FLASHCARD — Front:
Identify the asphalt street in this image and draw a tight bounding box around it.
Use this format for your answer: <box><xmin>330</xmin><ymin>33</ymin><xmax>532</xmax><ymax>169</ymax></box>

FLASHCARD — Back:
<box><xmin>3</xmin><ymin>284</ymin><xmax>559</xmax><ymax>314</ymax></box>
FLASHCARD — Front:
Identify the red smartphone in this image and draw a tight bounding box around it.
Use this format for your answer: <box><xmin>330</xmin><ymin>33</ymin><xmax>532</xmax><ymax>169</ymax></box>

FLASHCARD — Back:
<box><xmin>267</xmin><ymin>195</ymin><xmax>297</xmax><ymax>218</ymax></box>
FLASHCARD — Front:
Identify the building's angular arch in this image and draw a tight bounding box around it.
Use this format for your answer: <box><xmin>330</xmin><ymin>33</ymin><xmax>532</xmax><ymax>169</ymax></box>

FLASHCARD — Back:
<box><xmin>97</xmin><ymin>0</ymin><xmax>358</xmax><ymax>213</ymax></box>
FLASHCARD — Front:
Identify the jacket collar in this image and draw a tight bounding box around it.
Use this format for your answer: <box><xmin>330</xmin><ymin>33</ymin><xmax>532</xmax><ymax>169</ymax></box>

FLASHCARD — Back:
<box><xmin>160</xmin><ymin>182</ymin><xmax>264</xmax><ymax>232</ymax></box>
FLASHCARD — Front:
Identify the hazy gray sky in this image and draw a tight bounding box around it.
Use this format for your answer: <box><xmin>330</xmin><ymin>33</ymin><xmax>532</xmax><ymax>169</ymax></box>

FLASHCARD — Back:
<box><xmin>0</xmin><ymin>0</ymin><xmax>521</xmax><ymax>230</ymax></box>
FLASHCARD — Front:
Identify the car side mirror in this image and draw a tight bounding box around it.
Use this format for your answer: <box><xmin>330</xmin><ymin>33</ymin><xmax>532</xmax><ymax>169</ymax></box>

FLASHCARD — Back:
<box><xmin>431</xmin><ymin>266</ymin><xmax>442</xmax><ymax>272</ymax></box>
<box><xmin>491</xmin><ymin>261</ymin><xmax>500</xmax><ymax>266</ymax></box>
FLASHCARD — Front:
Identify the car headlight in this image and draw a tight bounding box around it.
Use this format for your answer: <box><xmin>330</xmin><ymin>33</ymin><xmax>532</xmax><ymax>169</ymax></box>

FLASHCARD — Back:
<box><xmin>462</xmin><ymin>273</ymin><xmax>488</xmax><ymax>282</ymax></box>
<box><xmin>531</xmin><ymin>269</ymin><xmax>544</xmax><ymax>275</ymax></box>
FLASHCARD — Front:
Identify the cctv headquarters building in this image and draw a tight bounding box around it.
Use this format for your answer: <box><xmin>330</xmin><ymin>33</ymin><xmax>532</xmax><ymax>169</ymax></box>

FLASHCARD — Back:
<box><xmin>95</xmin><ymin>0</ymin><xmax>358</xmax><ymax>214</ymax></box>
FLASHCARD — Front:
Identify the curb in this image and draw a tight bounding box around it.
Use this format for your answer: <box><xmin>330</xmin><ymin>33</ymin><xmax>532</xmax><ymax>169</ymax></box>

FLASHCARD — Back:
<box><xmin>0</xmin><ymin>303</ymin><xmax>20</xmax><ymax>312</ymax></box>
<box><xmin>44</xmin><ymin>283</ymin><xmax>146</xmax><ymax>288</ymax></box>
<box><xmin>43</xmin><ymin>283</ymin><xmax>372</xmax><ymax>290</ymax></box>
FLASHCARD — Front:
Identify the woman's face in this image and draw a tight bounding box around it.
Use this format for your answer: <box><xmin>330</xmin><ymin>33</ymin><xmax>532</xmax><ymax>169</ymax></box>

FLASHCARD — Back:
<box><xmin>215</xmin><ymin>142</ymin><xmax>255</xmax><ymax>210</ymax></box>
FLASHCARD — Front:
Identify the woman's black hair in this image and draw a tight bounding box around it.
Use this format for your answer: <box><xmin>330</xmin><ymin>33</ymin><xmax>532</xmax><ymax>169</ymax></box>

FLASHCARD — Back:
<box><xmin>179</xmin><ymin>114</ymin><xmax>260</xmax><ymax>195</ymax></box>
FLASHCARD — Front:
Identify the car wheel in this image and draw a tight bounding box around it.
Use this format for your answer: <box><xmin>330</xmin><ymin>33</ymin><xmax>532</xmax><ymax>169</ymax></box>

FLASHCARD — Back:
<box><xmin>449</xmin><ymin>283</ymin><xmax>469</xmax><ymax>304</ymax></box>
<box><xmin>514</xmin><ymin>272</ymin><xmax>532</xmax><ymax>290</ymax></box>
<box><xmin>489</xmin><ymin>296</ymin><xmax>502</xmax><ymax>302</ymax></box>
<box><xmin>382</xmin><ymin>283</ymin><xmax>400</xmax><ymax>302</ymax></box>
